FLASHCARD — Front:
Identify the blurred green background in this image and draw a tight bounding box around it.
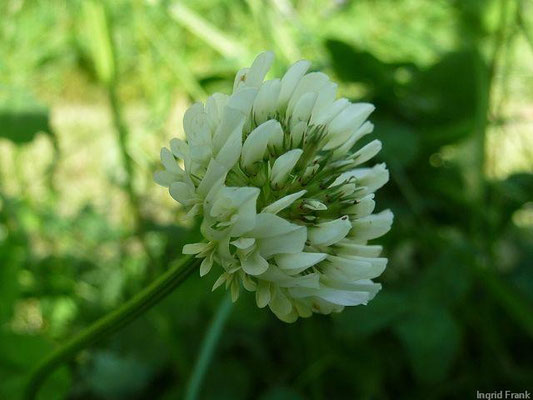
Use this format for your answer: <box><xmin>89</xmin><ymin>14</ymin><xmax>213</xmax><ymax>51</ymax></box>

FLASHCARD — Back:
<box><xmin>1</xmin><ymin>0</ymin><xmax>533</xmax><ymax>399</ymax></box>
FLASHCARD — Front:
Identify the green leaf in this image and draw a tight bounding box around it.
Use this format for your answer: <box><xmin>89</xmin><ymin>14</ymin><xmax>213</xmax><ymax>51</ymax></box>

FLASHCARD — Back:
<box><xmin>402</xmin><ymin>50</ymin><xmax>488</xmax><ymax>149</ymax></box>
<box><xmin>394</xmin><ymin>307</ymin><xmax>461</xmax><ymax>384</ymax></box>
<box><xmin>333</xmin><ymin>291</ymin><xmax>409</xmax><ymax>339</ymax></box>
<box><xmin>374</xmin><ymin>118</ymin><xmax>419</xmax><ymax>167</ymax></box>
<box><xmin>0</xmin><ymin>252</ymin><xmax>20</xmax><ymax>324</ymax></box>
<box><xmin>0</xmin><ymin>333</ymin><xmax>71</xmax><ymax>400</ymax></box>
<box><xmin>0</xmin><ymin>109</ymin><xmax>52</xmax><ymax>144</ymax></box>
<box><xmin>168</xmin><ymin>3</ymin><xmax>249</xmax><ymax>61</ymax></box>
<box><xmin>0</xmin><ymin>88</ymin><xmax>54</xmax><ymax>144</ymax></box>
<box><xmin>80</xmin><ymin>351</ymin><xmax>153</xmax><ymax>399</ymax></box>
<box><xmin>259</xmin><ymin>387</ymin><xmax>306</xmax><ymax>400</ymax></box>
<box><xmin>416</xmin><ymin>246</ymin><xmax>473</xmax><ymax>307</ymax></box>
<box><xmin>80</xmin><ymin>0</ymin><xmax>116</xmax><ymax>85</ymax></box>
<box><xmin>325</xmin><ymin>39</ymin><xmax>394</xmax><ymax>89</ymax></box>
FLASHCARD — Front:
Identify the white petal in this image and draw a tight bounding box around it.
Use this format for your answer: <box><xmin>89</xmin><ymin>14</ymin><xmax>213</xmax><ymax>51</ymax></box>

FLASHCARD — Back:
<box><xmin>213</xmin><ymin>88</ymin><xmax>256</xmax><ymax>151</ymax></box>
<box><xmin>312</xmin><ymin>98</ymin><xmax>349</xmax><ymax>126</ymax></box>
<box><xmin>161</xmin><ymin>147</ymin><xmax>181</xmax><ymax>174</ymax></box>
<box><xmin>169</xmin><ymin>138</ymin><xmax>189</xmax><ymax>159</ymax></box>
<box><xmin>260</xmin><ymin>266</ymin><xmax>320</xmax><ymax>288</ymax></box>
<box><xmin>200</xmin><ymin>254</ymin><xmax>214</xmax><ymax>276</ymax></box>
<box><xmin>351</xmin><ymin>209</ymin><xmax>393</xmax><ymax>240</ymax></box>
<box><xmin>212</xmin><ymin>273</ymin><xmax>229</xmax><ymax>291</ymax></box>
<box><xmin>257</xmin><ymin>226</ymin><xmax>307</xmax><ymax>258</ymax></box>
<box><xmin>275</xmin><ymin>252</ymin><xmax>327</xmax><ymax>274</ymax></box>
<box><xmin>154</xmin><ymin>170</ymin><xmax>180</xmax><ymax>187</ymax></box>
<box><xmin>333</xmin><ymin>121</ymin><xmax>374</xmax><ymax>159</ymax></box>
<box><xmin>169</xmin><ymin>181</ymin><xmax>197</xmax><ymax>206</ymax></box>
<box><xmin>253</xmin><ymin>79</ymin><xmax>281</xmax><ymax>123</ymax></box>
<box><xmin>290</xmin><ymin>121</ymin><xmax>307</xmax><ymax>147</ymax></box>
<box><xmin>231</xmin><ymin>237</ymin><xmax>256</xmax><ymax>249</ymax></box>
<box><xmin>289</xmin><ymin>287</ymin><xmax>374</xmax><ymax>306</ymax></box>
<box><xmin>328</xmin><ymin>103</ymin><xmax>375</xmax><ymax>136</ymax></box>
<box><xmin>331</xmin><ymin>163</ymin><xmax>389</xmax><ymax>195</ymax></box>
<box><xmin>309</xmin><ymin>82</ymin><xmax>337</xmax><ymax>125</ymax></box>
<box><xmin>267</xmin><ymin>120</ymin><xmax>284</xmax><ymax>152</ymax></box>
<box><xmin>270</xmin><ymin>149</ymin><xmax>303</xmax><ymax>187</ymax></box>
<box><xmin>197</xmin><ymin>158</ymin><xmax>228</xmax><ymax>197</ymax></box>
<box><xmin>244</xmin><ymin>51</ymin><xmax>274</xmax><ymax>88</ymax></box>
<box><xmin>183</xmin><ymin>242</ymin><xmax>210</xmax><ymax>255</ymax></box>
<box><xmin>290</xmin><ymin>92</ymin><xmax>317</xmax><ymax>129</ymax></box>
<box><xmin>302</xmin><ymin>199</ymin><xmax>327</xmax><ymax>211</ymax></box>
<box><xmin>227</xmin><ymin>86</ymin><xmax>258</xmax><ymax>115</ymax></box>
<box><xmin>241</xmin><ymin>120</ymin><xmax>279</xmax><ymax>168</ymax></box>
<box><xmin>256</xmin><ymin>280</ymin><xmax>271</xmax><ymax>308</ymax></box>
<box><xmin>249</xmin><ymin>213</ymin><xmax>301</xmax><ymax>238</ymax></box>
<box><xmin>261</xmin><ymin>190</ymin><xmax>306</xmax><ymax>214</ymax></box>
<box><xmin>269</xmin><ymin>287</ymin><xmax>293</xmax><ymax>317</ymax></box>
<box><xmin>308</xmin><ymin>216</ymin><xmax>352</xmax><ymax>246</ymax></box>
<box><xmin>352</xmin><ymin>139</ymin><xmax>382</xmax><ymax>166</ymax></box>
<box><xmin>324</xmin><ymin>103</ymin><xmax>375</xmax><ymax>150</ymax></box>
<box><xmin>206</xmin><ymin>93</ymin><xmax>228</xmax><ymax>132</ymax></box>
<box><xmin>345</xmin><ymin>195</ymin><xmax>375</xmax><ymax>218</ymax></box>
<box><xmin>230</xmin><ymin>188</ymin><xmax>260</xmax><ymax>237</ymax></box>
<box><xmin>242</xmin><ymin>250</ymin><xmax>269</xmax><ymax>275</ymax></box>
<box><xmin>215</xmin><ymin>124</ymin><xmax>243</xmax><ymax>170</ymax></box>
<box><xmin>287</xmin><ymin>72</ymin><xmax>329</xmax><ymax>115</ymax></box>
<box><xmin>335</xmin><ymin>241</ymin><xmax>383</xmax><ymax>258</ymax></box>
<box><xmin>322</xmin><ymin>278</ymin><xmax>381</xmax><ymax>295</ymax></box>
<box><xmin>278</xmin><ymin>60</ymin><xmax>311</xmax><ymax>109</ymax></box>
<box><xmin>241</xmin><ymin>272</ymin><xmax>257</xmax><ymax>291</ymax></box>
<box><xmin>183</xmin><ymin>103</ymin><xmax>210</xmax><ymax>146</ymax></box>
<box><xmin>233</xmin><ymin>67</ymin><xmax>250</xmax><ymax>92</ymax></box>
<box><xmin>324</xmin><ymin>254</ymin><xmax>387</xmax><ymax>281</ymax></box>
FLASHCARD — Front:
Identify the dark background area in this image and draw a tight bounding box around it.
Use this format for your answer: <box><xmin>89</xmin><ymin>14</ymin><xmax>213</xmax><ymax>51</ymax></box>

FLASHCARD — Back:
<box><xmin>1</xmin><ymin>0</ymin><xmax>532</xmax><ymax>399</ymax></box>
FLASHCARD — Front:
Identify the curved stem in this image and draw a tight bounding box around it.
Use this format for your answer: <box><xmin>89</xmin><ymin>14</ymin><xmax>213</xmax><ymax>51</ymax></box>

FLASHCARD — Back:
<box><xmin>24</xmin><ymin>255</ymin><xmax>200</xmax><ymax>400</ymax></box>
<box><xmin>185</xmin><ymin>295</ymin><xmax>233</xmax><ymax>400</ymax></box>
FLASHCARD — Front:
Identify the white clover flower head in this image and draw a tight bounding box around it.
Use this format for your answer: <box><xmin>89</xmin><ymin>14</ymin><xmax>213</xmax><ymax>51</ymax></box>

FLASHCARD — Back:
<box><xmin>155</xmin><ymin>51</ymin><xmax>393</xmax><ymax>322</ymax></box>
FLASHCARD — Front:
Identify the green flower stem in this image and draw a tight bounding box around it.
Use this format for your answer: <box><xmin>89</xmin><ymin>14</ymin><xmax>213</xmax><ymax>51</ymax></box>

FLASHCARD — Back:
<box><xmin>24</xmin><ymin>255</ymin><xmax>200</xmax><ymax>400</ymax></box>
<box><xmin>184</xmin><ymin>295</ymin><xmax>233</xmax><ymax>400</ymax></box>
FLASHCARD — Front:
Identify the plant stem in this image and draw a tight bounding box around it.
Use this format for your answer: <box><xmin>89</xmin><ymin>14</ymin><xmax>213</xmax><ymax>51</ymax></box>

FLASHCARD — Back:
<box><xmin>184</xmin><ymin>295</ymin><xmax>233</xmax><ymax>400</ymax></box>
<box><xmin>24</xmin><ymin>255</ymin><xmax>200</xmax><ymax>400</ymax></box>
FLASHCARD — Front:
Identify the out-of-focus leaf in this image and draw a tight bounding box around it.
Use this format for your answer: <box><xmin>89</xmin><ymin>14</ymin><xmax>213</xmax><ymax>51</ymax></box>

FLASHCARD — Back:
<box><xmin>325</xmin><ymin>39</ymin><xmax>394</xmax><ymax>89</ymax></box>
<box><xmin>259</xmin><ymin>387</ymin><xmax>306</xmax><ymax>400</ymax></box>
<box><xmin>201</xmin><ymin>359</ymin><xmax>251</xmax><ymax>400</ymax></box>
<box><xmin>492</xmin><ymin>173</ymin><xmax>533</xmax><ymax>227</ymax></box>
<box><xmin>0</xmin><ymin>88</ymin><xmax>54</xmax><ymax>144</ymax></box>
<box><xmin>401</xmin><ymin>50</ymin><xmax>488</xmax><ymax>149</ymax></box>
<box><xmin>0</xmin><ymin>250</ymin><xmax>21</xmax><ymax>324</ymax></box>
<box><xmin>0</xmin><ymin>108</ymin><xmax>52</xmax><ymax>144</ymax></box>
<box><xmin>81</xmin><ymin>351</ymin><xmax>153</xmax><ymax>399</ymax></box>
<box><xmin>394</xmin><ymin>306</ymin><xmax>461</xmax><ymax>384</ymax></box>
<box><xmin>404</xmin><ymin>50</ymin><xmax>485</xmax><ymax>125</ymax></box>
<box><xmin>80</xmin><ymin>0</ymin><xmax>116</xmax><ymax>85</ymax></box>
<box><xmin>374</xmin><ymin>118</ymin><xmax>419</xmax><ymax>167</ymax></box>
<box><xmin>416</xmin><ymin>245</ymin><xmax>473</xmax><ymax>307</ymax></box>
<box><xmin>169</xmin><ymin>3</ymin><xmax>249</xmax><ymax>61</ymax></box>
<box><xmin>476</xmin><ymin>267</ymin><xmax>533</xmax><ymax>340</ymax></box>
<box><xmin>0</xmin><ymin>333</ymin><xmax>71</xmax><ymax>400</ymax></box>
<box><xmin>333</xmin><ymin>291</ymin><xmax>409</xmax><ymax>339</ymax></box>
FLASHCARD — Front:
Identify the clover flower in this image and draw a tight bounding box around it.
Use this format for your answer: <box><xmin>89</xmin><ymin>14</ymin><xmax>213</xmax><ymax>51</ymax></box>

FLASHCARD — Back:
<box><xmin>155</xmin><ymin>52</ymin><xmax>393</xmax><ymax>322</ymax></box>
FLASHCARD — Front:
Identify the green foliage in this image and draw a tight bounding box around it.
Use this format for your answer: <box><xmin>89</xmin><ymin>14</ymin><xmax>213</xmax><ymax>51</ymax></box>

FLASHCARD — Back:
<box><xmin>0</xmin><ymin>92</ymin><xmax>53</xmax><ymax>144</ymax></box>
<box><xmin>1</xmin><ymin>0</ymin><xmax>532</xmax><ymax>399</ymax></box>
<box><xmin>0</xmin><ymin>333</ymin><xmax>71</xmax><ymax>400</ymax></box>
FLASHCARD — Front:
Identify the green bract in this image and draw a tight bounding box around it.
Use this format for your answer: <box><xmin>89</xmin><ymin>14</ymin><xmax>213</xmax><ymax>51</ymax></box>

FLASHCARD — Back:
<box><xmin>155</xmin><ymin>52</ymin><xmax>393</xmax><ymax>322</ymax></box>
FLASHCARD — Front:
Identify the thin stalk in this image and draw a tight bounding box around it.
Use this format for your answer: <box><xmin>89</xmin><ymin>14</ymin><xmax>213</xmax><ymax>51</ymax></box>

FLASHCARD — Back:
<box><xmin>24</xmin><ymin>255</ymin><xmax>200</xmax><ymax>400</ymax></box>
<box><xmin>184</xmin><ymin>295</ymin><xmax>233</xmax><ymax>400</ymax></box>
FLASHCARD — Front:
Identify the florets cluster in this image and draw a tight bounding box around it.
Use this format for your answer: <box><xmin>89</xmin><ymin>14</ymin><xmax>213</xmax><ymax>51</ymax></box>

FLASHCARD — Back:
<box><xmin>155</xmin><ymin>52</ymin><xmax>393</xmax><ymax>322</ymax></box>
